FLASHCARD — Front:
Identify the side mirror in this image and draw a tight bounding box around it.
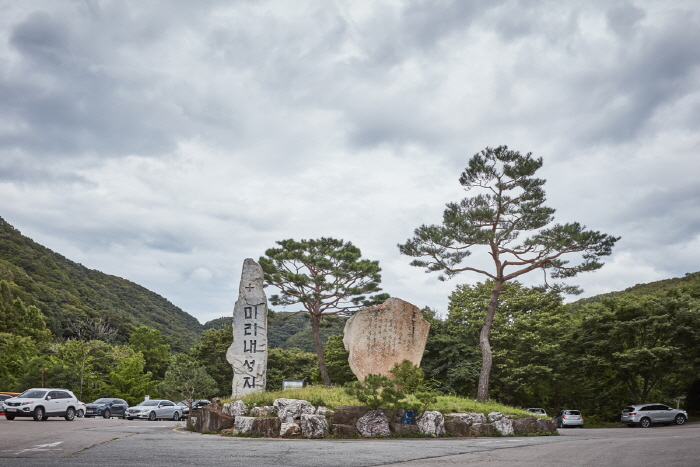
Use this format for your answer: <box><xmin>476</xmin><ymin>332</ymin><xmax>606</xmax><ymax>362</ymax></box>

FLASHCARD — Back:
<box><xmin>46</xmin><ymin>396</ymin><xmax>52</xmax><ymax>401</ymax></box>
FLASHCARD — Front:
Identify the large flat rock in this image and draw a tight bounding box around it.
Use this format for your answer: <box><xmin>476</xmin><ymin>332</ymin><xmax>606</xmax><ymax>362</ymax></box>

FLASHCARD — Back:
<box><xmin>343</xmin><ymin>297</ymin><xmax>430</xmax><ymax>380</ymax></box>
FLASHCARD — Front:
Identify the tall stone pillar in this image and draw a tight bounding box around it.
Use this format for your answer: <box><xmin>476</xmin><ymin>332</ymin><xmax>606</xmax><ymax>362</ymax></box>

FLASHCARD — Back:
<box><xmin>226</xmin><ymin>258</ymin><xmax>268</xmax><ymax>398</ymax></box>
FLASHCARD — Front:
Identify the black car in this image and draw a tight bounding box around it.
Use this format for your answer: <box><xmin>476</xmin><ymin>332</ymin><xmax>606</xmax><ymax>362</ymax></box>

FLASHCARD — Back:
<box><xmin>85</xmin><ymin>398</ymin><xmax>129</xmax><ymax>419</ymax></box>
<box><xmin>179</xmin><ymin>399</ymin><xmax>211</xmax><ymax>412</ymax></box>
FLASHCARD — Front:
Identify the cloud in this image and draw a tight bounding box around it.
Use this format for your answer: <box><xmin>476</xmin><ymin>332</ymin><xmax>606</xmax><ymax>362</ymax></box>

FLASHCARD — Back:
<box><xmin>1</xmin><ymin>0</ymin><xmax>699</xmax><ymax>323</ymax></box>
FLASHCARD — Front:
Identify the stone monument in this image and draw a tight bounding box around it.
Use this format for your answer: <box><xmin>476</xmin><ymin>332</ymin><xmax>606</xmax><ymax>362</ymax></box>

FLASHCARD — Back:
<box><xmin>343</xmin><ymin>297</ymin><xmax>430</xmax><ymax>381</ymax></box>
<box><xmin>226</xmin><ymin>258</ymin><xmax>268</xmax><ymax>398</ymax></box>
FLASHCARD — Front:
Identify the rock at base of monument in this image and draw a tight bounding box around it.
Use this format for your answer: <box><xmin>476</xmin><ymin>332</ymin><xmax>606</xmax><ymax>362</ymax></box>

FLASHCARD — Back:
<box><xmin>536</xmin><ymin>418</ymin><xmax>557</xmax><ymax>432</ymax></box>
<box><xmin>252</xmin><ymin>417</ymin><xmax>281</xmax><ymax>437</ymax></box>
<box><xmin>233</xmin><ymin>416</ymin><xmax>254</xmax><ymax>435</ymax></box>
<box><xmin>389</xmin><ymin>423</ymin><xmax>420</xmax><ymax>436</ymax></box>
<box><xmin>223</xmin><ymin>400</ymin><xmax>249</xmax><ymax>417</ymax></box>
<box><xmin>330</xmin><ymin>406</ymin><xmax>369</xmax><ymax>426</ymax></box>
<box><xmin>280</xmin><ymin>422</ymin><xmax>301</xmax><ymax>437</ymax></box>
<box><xmin>196</xmin><ymin>405</ymin><xmax>234</xmax><ymax>433</ymax></box>
<box><xmin>332</xmin><ymin>424</ymin><xmax>358</xmax><ymax>437</ymax></box>
<box><xmin>513</xmin><ymin>416</ymin><xmax>537</xmax><ymax>434</ymax></box>
<box><xmin>250</xmin><ymin>405</ymin><xmax>276</xmax><ymax>417</ymax></box>
<box><xmin>416</xmin><ymin>410</ymin><xmax>445</xmax><ymax>437</ymax></box>
<box><xmin>274</xmin><ymin>398</ymin><xmax>315</xmax><ymax>424</ymax></box>
<box><xmin>356</xmin><ymin>409</ymin><xmax>391</xmax><ymax>438</ymax></box>
<box><xmin>445</xmin><ymin>412</ymin><xmax>486</xmax><ymax>425</ymax></box>
<box><xmin>491</xmin><ymin>417</ymin><xmax>514</xmax><ymax>436</ymax></box>
<box><xmin>300</xmin><ymin>414</ymin><xmax>329</xmax><ymax>439</ymax></box>
<box><xmin>472</xmin><ymin>423</ymin><xmax>496</xmax><ymax>436</ymax></box>
<box><xmin>444</xmin><ymin>420</ymin><xmax>472</xmax><ymax>437</ymax></box>
<box><xmin>233</xmin><ymin>416</ymin><xmax>281</xmax><ymax>437</ymax></box>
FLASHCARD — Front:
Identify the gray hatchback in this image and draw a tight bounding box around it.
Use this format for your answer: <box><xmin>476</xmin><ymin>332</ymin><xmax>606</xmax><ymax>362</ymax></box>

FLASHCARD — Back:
<box><xmin>621</xmin><ymin>404</ymin><xmax>687</xmax><ymax>428</ymax></box>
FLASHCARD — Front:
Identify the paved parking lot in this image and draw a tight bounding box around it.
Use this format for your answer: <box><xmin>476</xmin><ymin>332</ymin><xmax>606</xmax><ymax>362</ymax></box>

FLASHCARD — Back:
<box><xmin>1</xmin><ymin>416</ymin><xmax>698</xmax><ymax>467</ymax></box>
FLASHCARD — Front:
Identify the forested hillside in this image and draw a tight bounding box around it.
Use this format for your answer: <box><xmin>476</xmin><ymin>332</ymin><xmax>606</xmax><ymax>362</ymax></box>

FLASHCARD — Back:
<box><xmin>0</xmin><ymin>217</ymin><xmax>201</xmax><ymax>351</ymax></box>
<box><xmin>204</xmin><ymin>311</ymin><xmax>346</xmax><ymax>353</ymax></box>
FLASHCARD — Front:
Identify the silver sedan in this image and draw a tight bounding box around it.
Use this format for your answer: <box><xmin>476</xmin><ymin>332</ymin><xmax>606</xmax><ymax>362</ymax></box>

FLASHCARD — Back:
<box><xmin>125</xmin><ymin>400</ymin><xmax>181</xmax><ymax>421</ymax></box>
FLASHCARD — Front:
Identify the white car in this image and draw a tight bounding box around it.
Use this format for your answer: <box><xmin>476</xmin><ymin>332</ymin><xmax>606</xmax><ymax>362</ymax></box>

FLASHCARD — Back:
<box><xmin>3</xmin><ymin>388</ymin><xmax>80</xmax><ymax>421</ymax></box>
<box><xmin>125</xmin><ymin>400</ymin><xmax>181</xmax><ymax>421</ymax></box>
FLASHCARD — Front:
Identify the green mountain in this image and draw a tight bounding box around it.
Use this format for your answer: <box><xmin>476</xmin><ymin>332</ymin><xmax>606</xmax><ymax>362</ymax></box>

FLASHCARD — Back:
<box><xmin>0</xmin><ymin>217</ymin><xmax>202</xmax><ymax>351</ymax></box>
<box><xmin>204</xmin><ymin>311</ymin><xmax>346</xmax><ymax>353</ymax></box>
<box><xmin>569</xmin><ymin>271</ymin><xmax>700</xmax><ymax>309</ymax></box>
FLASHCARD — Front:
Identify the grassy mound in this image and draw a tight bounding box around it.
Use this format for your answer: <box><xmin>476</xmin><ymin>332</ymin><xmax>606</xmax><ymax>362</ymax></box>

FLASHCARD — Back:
<box><xmin>228</xmin><ymin>386</ymin><xmax>535</xmax><ymax>417</ymax></box>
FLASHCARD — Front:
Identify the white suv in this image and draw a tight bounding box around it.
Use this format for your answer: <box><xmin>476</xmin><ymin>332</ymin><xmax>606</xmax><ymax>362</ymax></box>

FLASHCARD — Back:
<box><xmin>3</xmin><ymin>388</ymin><xmax>80</xmax><ymax>421</ymax></box>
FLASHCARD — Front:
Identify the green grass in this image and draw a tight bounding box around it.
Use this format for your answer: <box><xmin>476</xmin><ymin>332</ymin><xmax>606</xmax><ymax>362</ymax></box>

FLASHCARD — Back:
<box><xmin>226</xmin><ymin>386</ymin><xmax>537</xmax><ymax>417</ymax></box>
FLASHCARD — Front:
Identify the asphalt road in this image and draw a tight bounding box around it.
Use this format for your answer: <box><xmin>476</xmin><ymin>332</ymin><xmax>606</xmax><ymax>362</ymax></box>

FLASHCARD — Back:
<box><xmin>0</xmin><ymin>416</ymin><xmax>698</xmax><ymax>467</ymax></box>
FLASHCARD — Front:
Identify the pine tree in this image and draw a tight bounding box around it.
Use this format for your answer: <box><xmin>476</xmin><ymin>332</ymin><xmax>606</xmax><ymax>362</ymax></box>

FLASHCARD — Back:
<box><xmin>398</xmin><ymin>146</ymin><xmax>619</xmax><ymax>401</ymax></box>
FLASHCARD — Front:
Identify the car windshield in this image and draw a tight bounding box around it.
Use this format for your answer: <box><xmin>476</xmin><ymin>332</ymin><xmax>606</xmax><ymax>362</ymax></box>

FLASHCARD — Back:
<box><xmin>137</xmin><ymin>400</ymin><xmax>159</xmax><ymax>406</ymax></box>
<box><xmin>19</xmin><ymin>390</ymin><xmax>47</xmax><ymax>399</ymax></box>
<box><xmin>93</xmin><ymin>398</ymin><xmax>112</xmax><ymax>404</ymax></box>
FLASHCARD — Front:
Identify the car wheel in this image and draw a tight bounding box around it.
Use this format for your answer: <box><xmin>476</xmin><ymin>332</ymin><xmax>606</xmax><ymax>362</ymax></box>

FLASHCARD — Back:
<box><xmin>639</xmin><ymin>417</ymin><xmax>651</xmax><ymax>428</ymax></box>
<box><xmin>103</xmin><ymin>409</ymin><xmax>111</xmax><ymax>419</ymax></box>
<box><xmin>5</xmin><ymin>414</ymin><xmax>15</xmax><ymax>420</ymax></box>
<box><xmin>65</xmin><ymin>407</ymin><xmax>76</xmax><ymax>421</ymax></box>
<box><xmin>148</xmin><ymin>411</ymin><xmax>157</xmax><ymax>421</ymax></box>
<box><xmin>33</xmin><ymin>407</ymin><xmax>45</xmax><ymax>421</ymax></box>
<box><xmin>675</xmin><ymin>414</ymin><xmax>686</xmax><ymax>425</ymax></box>
<box><xmin>172</xmin><ymin>411</ymin><xmax>179</xmax><ymax>421</ymax></box>
<box><xmin>77</xmin><ymin>409</ymin><xmax>84</xmax><ymax>418</ymax></box>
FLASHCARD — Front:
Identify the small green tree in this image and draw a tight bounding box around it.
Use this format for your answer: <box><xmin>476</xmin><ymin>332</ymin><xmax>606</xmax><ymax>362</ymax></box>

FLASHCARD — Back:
<box><xmin>398</xmin><ymin>146</ymin><xmax>619</xmax><ymax>401</ymax></box>
<box><xmin>0</xmin><ymin>332</ymin><xmax>38</xmax><ymax>390</ymax></box>
<box><xmin>190</xmin><ymin>326</ymin><xmax>233</xmax><ymax>396</ymax></box>
<box><xmin>345</xmin><ymin>374</ymin><xmax>408</xmax><ymax>411</ymax></box>
<box><xmin>260</xmin><ymin>238</ymin><xmax>389</xmax><ymax>386</ymax></box>
<box><xmin>129</xmin><ymin>327</ymin><xmax>172</xmax><ymax>379</ymax></box>
<box><xmin>323</xmin><ymin>334</ymin><xmax>356</xmax><ymax>385</ymax></box>
<box><xmin>103</xmin><ymin>346</ymin><xmax>158</xmax><ymax>405</ymax></box>
<box><xmin>159</xmin><ymin>354</ymin><xmax>218</xmax><ymax>417</ymax></box>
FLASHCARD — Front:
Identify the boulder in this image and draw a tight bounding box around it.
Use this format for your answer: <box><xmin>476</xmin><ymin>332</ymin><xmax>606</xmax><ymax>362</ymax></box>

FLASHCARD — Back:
<box><xmin>537</xmin><ymin>418</ymin><xmax>557</xmax><ymax>432</ymax></box>
<box><xmin>488</xmin><ymin>411</ymin><xmax>506</xmax><ymax>422</ymax></box>
<box><xmin>417</xmin><ymin>411</ymin><xmax>445</xmax><ymax>437</ymax></box>
<box><xmin>196</xmin><ymin>404</ymin><xmax>234</xmax><ymax>433</ymax></box>
<box><xmin>252</xmin><ymin>417</ymin><xmax>281</xmax><ymax>437</ymax></box>
<box><xmin>491</xmin><ymin>417</ymin><xmax>514</xmax><ymax>436</ymax></box>
<box><xmin>330</xmin><ymin>406</ymin><xmax>369</xmax><ymax>426</ymax></box>
<box><xmin>390</xmin><ymin>423</ymin><xmax>420</xmax><ymax>436</ymax></box>
<box><xmin>444</xmin><ymin>420</ymin><xmax>472</xmax><ymax>437</ymax></box>
<box><xmin>356</xmin><ymin>409</ymin><xmax>392</xmax><ymax>438</ymax></box>
<box><xmin>316</xmin><ymin>406</ymin><xmax>333</xmax><ymax>416</ymax></box>
<box><xmin>446</xmin><ymin>412</ymin><xmax>486</xmax><ymax>425</ymax></box>
<box><xmin>274</xmin><ymin>398</ymin><xmax>315</xmax><ymax>425</ymax></box>
<box><xmin>513</xmin><ymin>416</ymin><xmax>537</xmax><ymax>434</ymax></box>
<box><xmin>332</xmin><ymin>424</ymin><xmax>357</xmax><ymax>437</ymax></box>
<box><xmin>250</xmin><ymin>406</ymin><xmax>276</xmax><ymax>417</ymax></box>
<box><xmin>233</xmin><ymin>416</ymin><xmax>255</xmax><ymax>435</ymax></box>
<box><xmin>280</xmin><ymin>422</ymin><xmax>301</xmax><ymax>437</ymax></box>
<box><xmin>223</xmin><ymin>400</ymin><xmax>248</xmax><ymax>417</ymax></box>
<box><xmin>343</xmin><ymin>297</ymin><xmax>430</xmax><ymax>380</ymax></box>
<box><xmin>471</xmin><ymin>423</ymin><xmax>495</xmax><ymax>436</ymax></box>
<box><xmin>300</xmin><ymin>414</ymin><xmax>329</xmax><ymax>439</ymax></box>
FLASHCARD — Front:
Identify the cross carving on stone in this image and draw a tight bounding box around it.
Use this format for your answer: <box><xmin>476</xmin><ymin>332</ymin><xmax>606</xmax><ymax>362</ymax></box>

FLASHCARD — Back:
<box><xmin>245</xmin><ymin>283</ymin><xmax>254</xmax><ymax>292</ymax></box>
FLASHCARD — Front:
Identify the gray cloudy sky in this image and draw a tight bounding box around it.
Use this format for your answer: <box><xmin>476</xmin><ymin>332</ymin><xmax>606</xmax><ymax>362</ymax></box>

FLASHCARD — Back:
<box><xmin>2</xmin><ymin>0</ymin><xmax>699</xmax><ymax>324</ymax></box>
